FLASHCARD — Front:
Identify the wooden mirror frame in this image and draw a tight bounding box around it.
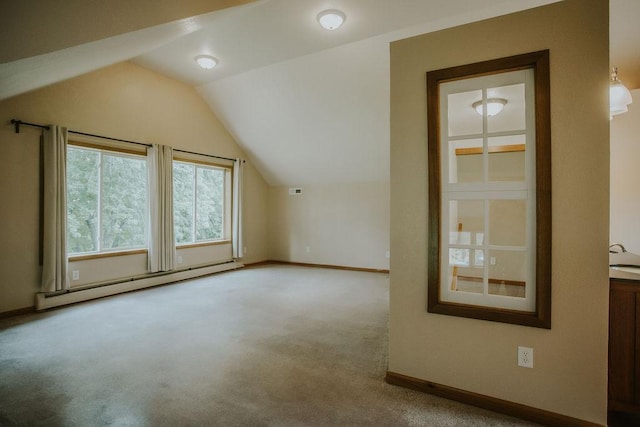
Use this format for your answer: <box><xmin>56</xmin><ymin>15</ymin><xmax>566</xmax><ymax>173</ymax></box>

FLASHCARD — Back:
<box><xmin>426</xmin><ymin>50</ymin><xmax>551</xmax><ymax>328</ymax></box>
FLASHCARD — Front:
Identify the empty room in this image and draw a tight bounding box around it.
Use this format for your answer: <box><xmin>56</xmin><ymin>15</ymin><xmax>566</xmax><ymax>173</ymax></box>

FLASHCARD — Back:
<box><xmin>1</xmin><ymin>1</ymin><xmax>638</xmax><ymax>426</ymax></box>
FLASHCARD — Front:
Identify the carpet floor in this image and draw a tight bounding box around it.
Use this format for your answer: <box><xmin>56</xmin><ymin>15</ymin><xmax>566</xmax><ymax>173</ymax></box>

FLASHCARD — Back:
<box><xmin>0</xmin><ymin>264</ymin><xmax>538</xmax><ymax>426</ymax></box>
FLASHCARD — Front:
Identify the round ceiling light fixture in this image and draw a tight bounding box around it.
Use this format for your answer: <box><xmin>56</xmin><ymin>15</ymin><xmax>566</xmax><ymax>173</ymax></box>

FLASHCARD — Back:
<box><xmin>195</xmin><ymin>55</ymin><xmax>218</xmax><ymax>70</ymax></box>
<box><xmin>317</xmin><ymin>9</ymin><xmax>346</xmax><ymax>31</ymax></box>
<box><xmin>472</xmin><ymin>98</ymin><xmax>507</xmax><ymax>117</ymax></box>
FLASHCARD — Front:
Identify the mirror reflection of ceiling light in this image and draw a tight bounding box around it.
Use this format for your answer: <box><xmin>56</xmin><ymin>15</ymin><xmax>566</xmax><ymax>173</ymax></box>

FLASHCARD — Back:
<box><xmin>195</xmin><ymin>55</ymin><xmax>218</xmax><ymax>70</ymax></box>
<box><xmin>610</xmin><ymin>67</ymin><xmax>632</xmax><ymax>118</ymax></box>
<box><xmin>317</xmin><ymin>9</ymin><xmax>346</xmax><ymax>30</ymax></box>
<box><xmin>472</xmin><ymin>98</ymin><xmax>507</xmax><ymax>116</ymax></box>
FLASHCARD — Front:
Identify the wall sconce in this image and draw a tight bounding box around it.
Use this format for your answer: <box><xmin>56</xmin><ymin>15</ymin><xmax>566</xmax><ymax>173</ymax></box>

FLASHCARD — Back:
<box><xmin>472</xmin><ymin>98</ymin><xmax>507</xmax><ymax>117</ymax></box>
<box><xmin>610</xmin><ymin>67</ymin><xmax>632</xmax><ymax>118</ymax></box>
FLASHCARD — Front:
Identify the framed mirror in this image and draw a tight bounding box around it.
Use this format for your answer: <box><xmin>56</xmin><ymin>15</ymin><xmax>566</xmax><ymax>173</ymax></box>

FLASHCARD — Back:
<box><xmin>426</xmin><ymin>51</ymin><xmax>551</xmax><ymax>328</ymax></box>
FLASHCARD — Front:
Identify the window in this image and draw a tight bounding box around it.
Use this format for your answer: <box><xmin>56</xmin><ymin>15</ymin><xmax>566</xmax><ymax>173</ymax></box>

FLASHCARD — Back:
<box><xmin>173</xmin><ymin>160</ymin><xmax>229</xmax><ymax>245</ymax></box>
<box><xmin>67</xmin><ymin>144</ymin><xmax>148</xmax><ymax>255</ymax></box>
<box><xmin>427</xmin><ymin>51</ymin><xmax>551</xmax><ymax>328</ymax></box>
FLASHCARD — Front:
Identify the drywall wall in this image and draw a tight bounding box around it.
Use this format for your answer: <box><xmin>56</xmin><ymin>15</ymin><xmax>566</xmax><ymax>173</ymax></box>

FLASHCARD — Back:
<box><xmin>269</xmin><ymin>182</ymin><xmax>390</xmax><ymax>271</ymax></box>
<box><xmin>610</xmin><ymin>89</ymin><xmax>640</xmax><ymax>253</ymax></box>
<box><xmin>389</xmin><ymin>0</ymin><xmax>609</xmax><ymax>424</ymax></box>
<box><xmin>0</xmin><ymin>61</ymin><xmax>269</xmax><ymax>313</ymax></box>
<box><xmin>199</xmin><ymin>33</ymin><xmax>391</xmax><ymax>187</ymax></box>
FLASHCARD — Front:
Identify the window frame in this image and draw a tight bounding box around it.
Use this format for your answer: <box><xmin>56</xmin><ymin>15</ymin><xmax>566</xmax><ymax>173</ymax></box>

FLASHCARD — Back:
<box><xmin>66</xmin><ymin>141</ymin><xmax>149</xmax><ymax>259</ymax></box>
<box><xmin>172</xmin><ymin>156</ymin><xmax>232</xmax><ymax>247</ymax></box>
<box><xmin>426</xmin><ymin>50</ymin><xmax>551</xmax><ymax>329</ymax></box>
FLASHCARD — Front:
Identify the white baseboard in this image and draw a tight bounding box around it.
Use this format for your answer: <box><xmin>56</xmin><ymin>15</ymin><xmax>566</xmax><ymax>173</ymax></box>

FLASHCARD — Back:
<box><xmin>36</xmin><ymin>261</ymin><xmax>243</xmax><ymax>311</ymax></box>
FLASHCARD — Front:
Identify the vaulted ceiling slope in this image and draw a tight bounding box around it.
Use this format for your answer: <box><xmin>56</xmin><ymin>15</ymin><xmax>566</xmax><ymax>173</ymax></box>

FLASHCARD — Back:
<box><xmin>0</xmin><ymin>0</ymin><xmax>255</xmax><ymax>101</ymax></box>
<box><xmin>2</xmin><ymin>0</ymin><xmax>636</xmax><ymax>186</ymax></box>
<box><xmin>135</xmin><ymin>0</ymin><xmax>560</xmax><ymax>186</ymax></box>
<box><xmin>0</xmin><ymin>0</ymin><xmax>255</xmax><ymax>63</ymax></box>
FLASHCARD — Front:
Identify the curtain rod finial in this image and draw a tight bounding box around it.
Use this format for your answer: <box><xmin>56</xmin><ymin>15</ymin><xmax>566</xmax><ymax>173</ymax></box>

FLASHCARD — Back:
<box><xmin>10</xmin><ymin>119</ymin><xmax>21</xmax><ymax>134</ymax></box>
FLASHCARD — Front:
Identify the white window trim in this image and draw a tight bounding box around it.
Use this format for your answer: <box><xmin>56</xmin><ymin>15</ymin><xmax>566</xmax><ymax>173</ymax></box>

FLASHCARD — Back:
<box><xmin>173</xmin><ymin>159</ymin><xmax>230</xmax><ymax>246</ymax></box>
<box><xmin>438</xmin><ymin>68</ymin><xmax>536</xmax><ymax>312</ymax></box>
<box><xmin>67</xmin><ymin>144</ymin><xmax>149</xmax><ymax>256</ymax></box>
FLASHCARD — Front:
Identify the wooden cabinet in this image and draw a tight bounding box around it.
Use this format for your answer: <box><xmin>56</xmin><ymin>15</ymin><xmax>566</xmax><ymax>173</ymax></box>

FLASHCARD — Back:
<box><xmin>609</xmin><ymin>278</ymin><xmax>640</xmax><ymax>413</ymax></box>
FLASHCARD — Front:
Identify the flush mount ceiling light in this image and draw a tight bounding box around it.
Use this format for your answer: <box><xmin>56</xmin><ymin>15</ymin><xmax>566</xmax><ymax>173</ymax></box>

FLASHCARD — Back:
<box><xmin>195</xmin><ymin>55</ymin><xmax>218</xmax><ymax>70</ymax></box>
<box><xmin>317</xmin><ymin>9</ymin><xmax>346</xmax><ymax>30</ymax></box>
<box><xmin>610</xmin><ymin>67</ymin><xmax>632</xmax><ymax>118</ymax></box>
<box><xmin>472</xmin><ymin>98</ymin><xmax>507</xmax><ymax>117</ymax></box>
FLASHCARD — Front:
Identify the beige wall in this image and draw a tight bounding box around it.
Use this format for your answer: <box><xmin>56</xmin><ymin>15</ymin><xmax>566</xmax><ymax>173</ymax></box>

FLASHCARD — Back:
<box><xmin>610</xmin><ymin>89</ymin><xmax>640</xmax><ymax>253</ymax></box>
<box><xmin>269</xmin><ymin>182</ymin><xmax>390</xmax><ymax>270</ymax></box>
<box><xmin>0</xmin><ymin>61</ymin><xmax>269</xmax><ymax>313</ymax></box>
<box><xmin>389</xmin><ymin>0</ymin><xmax>609</xmax><ymax>424</ymax></box>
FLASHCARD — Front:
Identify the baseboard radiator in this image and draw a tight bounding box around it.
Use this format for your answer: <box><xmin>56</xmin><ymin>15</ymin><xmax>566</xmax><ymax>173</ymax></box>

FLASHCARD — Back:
<box><xmin>36</xmin><ymin>260</ymin><xmax>243</xmax><ymax>311</ymax></box>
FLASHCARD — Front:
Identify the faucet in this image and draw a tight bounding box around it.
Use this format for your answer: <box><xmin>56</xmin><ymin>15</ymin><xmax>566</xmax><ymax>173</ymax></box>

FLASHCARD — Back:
<box><xmin>609</xmin><ymin>243</ymin><xmax>627</xmax><ymax>254</ymax></box>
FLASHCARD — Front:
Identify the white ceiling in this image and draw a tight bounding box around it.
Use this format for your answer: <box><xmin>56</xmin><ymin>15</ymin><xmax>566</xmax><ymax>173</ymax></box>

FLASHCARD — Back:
<box><xmin>133</xmin><ymin>0</ymin><xmax>553</xmax><ymax>86</ymax></box>
<box><xmin>134</xmin><ymin>0</ymin><xmax>560</xmax><ymax>186</ymax></box>
<box><xmin>2</xmin><ymin>0</ymin><xmax>637</xmax><ymax>187</ymax></box>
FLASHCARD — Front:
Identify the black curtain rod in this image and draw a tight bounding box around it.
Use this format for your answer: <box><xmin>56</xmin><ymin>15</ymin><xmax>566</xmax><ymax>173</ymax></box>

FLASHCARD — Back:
<box><xmin>69</xmin><ymin>130</ymin><xmax>151</xmax><ymax>148</ymax></box>
<box><xmin>173</xmin><ymin>148</ymin><xmax>238</xmax><ymax>163</ymax></box>
<box><xmin>10</xmin><ymin>119</ymin><xmax>49</xmax><ymax>133</ymax></box>
<box><xmin>10</xmin><ymin>119</ymin><xmax>237</xmax><ymax>162</ymax></box>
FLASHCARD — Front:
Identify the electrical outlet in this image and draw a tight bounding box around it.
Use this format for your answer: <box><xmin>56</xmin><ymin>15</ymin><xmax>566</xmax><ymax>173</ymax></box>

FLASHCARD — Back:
<box><xmin>518</xmin><ymin>346</ymin><xmax>533</xmax><ymax>368</ymax></box>
<box><xmin>177</xmin><ymin>256</ymin><xmax>183</xmax><ymax>264</ymax></box>
<box><xmin>385</xmin><ymin>251</ymin><xmax>390</xmax><ymax>259</ymax></box>
<box><xmin>243</xmin><ymin>247</ymin><xmax>247</xmax><ymax>254</ymax></box>
<box><xmin>72</xmin><ymin>270</ymin><xmax>79</xmax><ymax>281</ymax></box>
<box><xmin>490</xmin><ymin>257</ymin><xmax>497</xmax><ymax>265</ymax></box>
<box><xmin>305</xmin><ymin>246</ymin><xmax>311</xmax><ymax>253</ymax></box>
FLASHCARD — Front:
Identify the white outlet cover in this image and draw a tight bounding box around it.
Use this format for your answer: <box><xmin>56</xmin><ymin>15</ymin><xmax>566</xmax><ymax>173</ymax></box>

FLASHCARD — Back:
<box><xmin>518</xmin><ymin>346</ymin><xmax>533</xmax><ymax>368</ymax></box>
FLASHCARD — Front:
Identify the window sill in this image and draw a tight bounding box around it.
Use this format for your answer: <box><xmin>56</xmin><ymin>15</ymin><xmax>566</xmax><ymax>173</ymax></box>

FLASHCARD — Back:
<box><xmin>177</xmin><ymin>240</ymin><xmax>231</xmax><ymax>249</ymax></box>
<box><xmin>69</xmin><ymin>248</ymin><xmax>147</xmax><ymax>262</ymax></box>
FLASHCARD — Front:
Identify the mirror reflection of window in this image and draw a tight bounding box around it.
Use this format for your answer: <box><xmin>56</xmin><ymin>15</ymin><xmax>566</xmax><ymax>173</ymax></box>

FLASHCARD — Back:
<box><xmin>439</xmin><ymin>68</ymin><xmax>535</xmax><ymax>312</ymax></box>
<box><xmin>448</xmin><ymin>90</ymin><xmax>482</xmax><ymax>137</ymax></box>
<box><xmin>487</xmin><ymin>83</ymin><xmax>526</xmax><ymax>133</ymax></box>
<box><xmin>427</xmin><ymin>50</ymin><xmax>551</xmax><ymax>328</ymax></box>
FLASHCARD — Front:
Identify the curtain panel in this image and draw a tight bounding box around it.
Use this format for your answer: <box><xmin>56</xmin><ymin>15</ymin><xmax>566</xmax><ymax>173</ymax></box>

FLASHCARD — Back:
<box><xmin>232</xmin><ymin>159</ymin><xmax>244</xmax><ymax>259</ymax></box>
<box><xmin>41</xmin><ymin>125</ymin><xmax>69</xmax><ymax>293</ymax></box>
<box><xmin>148</xmin><ymin>144</ymin><xmax>176</xmax><ymax>272</ymax></box>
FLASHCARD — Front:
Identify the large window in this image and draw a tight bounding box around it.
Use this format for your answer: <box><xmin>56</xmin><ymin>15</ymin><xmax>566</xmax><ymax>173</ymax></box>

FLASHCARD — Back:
<box><xmin>173</xmin><ymin>160</ymin><xmax>228</xmax><ymax>245</ymax></box>
<box><xmin>66</xmin><ymin>143</ymin><xmax>232</xmax><ymax>259</ymax></box>
<box><xmin>67</xmin><ymin>144</ymin><xmax>148</xmax><ymax>255</ymax></box>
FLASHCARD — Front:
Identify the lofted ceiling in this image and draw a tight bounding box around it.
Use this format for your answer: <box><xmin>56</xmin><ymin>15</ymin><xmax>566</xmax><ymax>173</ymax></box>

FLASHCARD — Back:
<box><xmin>2</xmin><ymin>0</ymin><xmax>637</xmax><ymax>187</ymax></box>
<box><xmin>135</xmin><ymin>0</ymin><xmax>561</xmax><ymax>186</ymax></box>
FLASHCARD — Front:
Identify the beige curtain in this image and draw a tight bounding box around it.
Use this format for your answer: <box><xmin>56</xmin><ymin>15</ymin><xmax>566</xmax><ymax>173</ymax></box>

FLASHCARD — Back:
<box><xmin>41</xmin><ymin>125</ymin><xmax>69</xmax><ymax>293</ymax></box>
<box><xmin>148</xmin><ymin>144</ymin><xmax>175</xmax><ymax>272</ymax></box>
<box><xmin>232</xmin><ymin>159</ymin><xmax>244</xmax><ymax>259</ymax></box>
